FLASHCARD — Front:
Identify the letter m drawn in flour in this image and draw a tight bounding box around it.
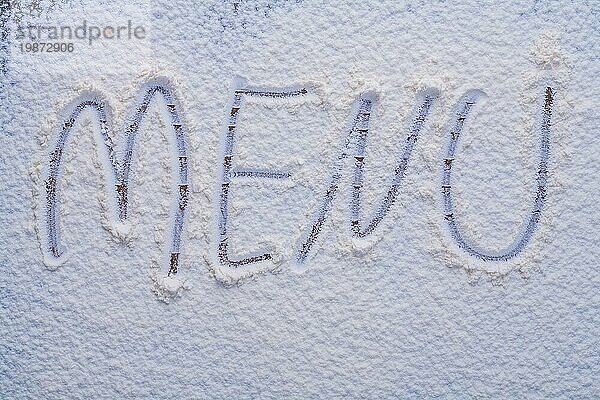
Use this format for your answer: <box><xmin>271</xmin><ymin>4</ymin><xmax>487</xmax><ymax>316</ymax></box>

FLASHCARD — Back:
<box><xmin>41</xmin><ymin>78</ymin><xmax>189</xmax><ymax>277</ymax></box>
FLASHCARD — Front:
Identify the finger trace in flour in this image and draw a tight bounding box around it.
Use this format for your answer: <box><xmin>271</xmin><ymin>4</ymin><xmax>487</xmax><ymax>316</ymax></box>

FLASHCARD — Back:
<box><xmin>41</xmin><ymin>79</ymin><xmax>555</xmax><ymax>282</ymax></box>
<box><xmin>42</xmin><ymin>78</ymin><xmax>189</xmax><ymax>276</ymax></box>
<box><xmin>441</xmin><ymin>87</ymin><xmax>553</xmax><ymax>261</ymax></box>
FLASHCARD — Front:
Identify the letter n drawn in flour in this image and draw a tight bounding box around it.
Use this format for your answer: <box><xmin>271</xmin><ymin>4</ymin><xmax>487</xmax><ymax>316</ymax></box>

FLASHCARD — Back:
<box><xmin>296</xmin><ymin>89</ymin><xmax>438</xmax><ymax>265</ymax></box>
<box><xmin>216</xmin><ymin>83</ymin><xmax>308</xmax><ymax>279</ymax></box>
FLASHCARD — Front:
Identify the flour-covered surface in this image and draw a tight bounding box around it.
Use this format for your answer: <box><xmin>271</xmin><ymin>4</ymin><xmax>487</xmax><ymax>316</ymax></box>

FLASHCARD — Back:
<box><xmin>1</xmin><ymin>0</ymin><xmax>599</xmax><ymax>398</ymax></box>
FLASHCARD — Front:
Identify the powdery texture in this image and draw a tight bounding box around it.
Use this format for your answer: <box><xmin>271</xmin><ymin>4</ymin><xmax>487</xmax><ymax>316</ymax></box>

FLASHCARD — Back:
<box><xmin>1</xmin><ymin>0</ymin><xmax>599</xmax><ymax>399</ymax></box>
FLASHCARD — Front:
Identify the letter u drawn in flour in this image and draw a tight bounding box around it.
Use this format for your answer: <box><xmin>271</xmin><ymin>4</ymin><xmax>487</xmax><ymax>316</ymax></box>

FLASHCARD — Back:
<box><xmin>441</xmin><ymin>87</ymin><xmax>554</xmax><ymax>261</ymax></box>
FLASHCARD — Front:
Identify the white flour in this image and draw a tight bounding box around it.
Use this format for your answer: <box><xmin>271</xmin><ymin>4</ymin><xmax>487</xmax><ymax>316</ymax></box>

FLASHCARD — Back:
<box><xmin>1</xmin><ymin>0</ymin><xmax>599</xmax><ymax>398</ymax></box>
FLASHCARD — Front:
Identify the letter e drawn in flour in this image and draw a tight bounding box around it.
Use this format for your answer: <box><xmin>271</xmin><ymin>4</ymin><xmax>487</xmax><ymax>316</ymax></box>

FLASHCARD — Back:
<box><xmin>215</xmin><ymin>84</ymin><xmax>307</xmax><ymax>280</ymax></box>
